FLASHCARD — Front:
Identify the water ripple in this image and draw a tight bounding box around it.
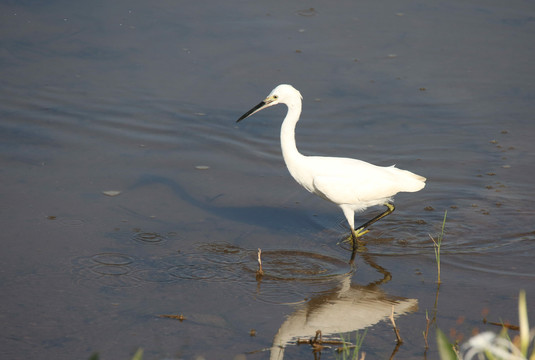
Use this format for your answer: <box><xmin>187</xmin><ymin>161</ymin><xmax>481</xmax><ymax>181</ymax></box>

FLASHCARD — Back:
<box><xmin>71</xmin><ymin>253</ymin><xmax>140</xmax><ymax>288</ymax></box>
<box><xmin>243</xmin><ymin>250</ymin><xmax>349</xmax><ymax>281</ymax></box>
<box><xmin>91</xmin><ymin>253</ymin><xmax>135</xmax><ymax>266</ymax></box>
<box><xmin>71</xmin><ymin>242</ymin><xmax>353</xmax><ymax>292</ymax></box>
<box><xmin>131</xmin><ymin>231</ymin><xmax>168</xmax><ymax>245</ymax></box>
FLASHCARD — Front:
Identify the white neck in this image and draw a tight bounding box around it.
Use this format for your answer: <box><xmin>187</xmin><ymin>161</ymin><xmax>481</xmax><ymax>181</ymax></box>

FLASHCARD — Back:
<box><xmin>280</xmin><ymin>101</ymin><xmax>305</xmax><ymax>172</ymax></box>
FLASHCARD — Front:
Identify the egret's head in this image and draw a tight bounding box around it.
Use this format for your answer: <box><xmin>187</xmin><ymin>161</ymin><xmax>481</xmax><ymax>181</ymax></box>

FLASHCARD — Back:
<box><xmin>237</xmin><ymin>84</ymin><xmax>302</xmax><ymax>123</ymax></box>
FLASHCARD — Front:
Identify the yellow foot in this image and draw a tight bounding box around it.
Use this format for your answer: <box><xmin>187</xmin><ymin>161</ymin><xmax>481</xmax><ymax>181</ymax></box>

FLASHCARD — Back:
<box><xmin>341</xmin><ymin>233</ymin><xmax>367</xmax><ymax>245</ymax></box>
<box><xmin>339</xmin><ymin>227</ymin><xmax>369</xmax><ymax>247</ymax></box>
<box><xmin>353</xmin><ymin>227</ymin><xmax>370</xmax><ymax>238</ymax></box>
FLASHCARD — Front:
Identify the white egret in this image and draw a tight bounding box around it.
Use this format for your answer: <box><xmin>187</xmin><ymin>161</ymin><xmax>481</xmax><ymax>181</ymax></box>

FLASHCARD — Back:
<box><xmin>237</xmin><ymin>84</ymin><xmax>425</xmax><ymax>246</ymax></box>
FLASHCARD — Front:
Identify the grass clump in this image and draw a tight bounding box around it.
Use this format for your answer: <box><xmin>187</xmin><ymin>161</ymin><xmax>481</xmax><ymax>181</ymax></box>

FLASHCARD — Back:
<box><xmin>430</xmin><ymin>210</ymin><xmax>447</xmax><ymax>284</ymax></box>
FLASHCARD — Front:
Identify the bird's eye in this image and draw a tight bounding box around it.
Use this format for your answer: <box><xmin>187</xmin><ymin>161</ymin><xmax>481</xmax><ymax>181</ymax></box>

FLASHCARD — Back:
<box><xmin>273</xmin><ymin>95</ymin><xmax>278</xmax><ymax>99</ymax></box>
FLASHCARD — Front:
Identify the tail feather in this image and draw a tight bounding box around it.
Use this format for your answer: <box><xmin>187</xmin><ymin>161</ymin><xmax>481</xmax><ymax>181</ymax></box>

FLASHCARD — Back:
<box><xmin>388</xmin><ymin>166</ymin><xmax>426</xmax><ymax>193</ymax></box>
<box><xmin>404</xmin><ymin>172</ymin><xmax>426</xmax><ymax>192</ymax></box>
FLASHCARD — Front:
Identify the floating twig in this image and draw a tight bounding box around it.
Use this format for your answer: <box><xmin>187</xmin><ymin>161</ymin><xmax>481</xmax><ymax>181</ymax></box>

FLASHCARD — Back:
<box><xmin>483</xmin><ymin>319</ymin><xmax>520</xmax><ymax>331</ymax></box>
<box><xmin>297</xmin><ymin>330</ymin><xmax>345</xmax><ymax>353</ymax></box>
<box><xmin>159</xmin><ymin>314</ymin><xmax>185</xmax><ymax>321</ymax></box>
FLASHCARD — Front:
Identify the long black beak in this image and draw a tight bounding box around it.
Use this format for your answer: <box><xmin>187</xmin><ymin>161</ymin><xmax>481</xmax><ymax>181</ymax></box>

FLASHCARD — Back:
<box><xmin>237</xmin><ymin>101</ymin><xmax>266</xmax><ymax>123</ymax></box>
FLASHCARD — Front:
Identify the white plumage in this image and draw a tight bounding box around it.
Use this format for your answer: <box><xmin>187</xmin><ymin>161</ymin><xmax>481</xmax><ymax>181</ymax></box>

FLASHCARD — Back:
<box><xmin>237</xmin><ymin>84</ymin><xmax>425</xmax><ymax>243</ymax></box>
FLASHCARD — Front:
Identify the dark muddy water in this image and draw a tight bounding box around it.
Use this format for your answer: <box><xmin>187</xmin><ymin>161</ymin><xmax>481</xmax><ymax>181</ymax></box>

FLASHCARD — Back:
<box><xmin>1</xmin><ymin>1</ymin><xmax>534</xmax><ymax>359</ymax></box>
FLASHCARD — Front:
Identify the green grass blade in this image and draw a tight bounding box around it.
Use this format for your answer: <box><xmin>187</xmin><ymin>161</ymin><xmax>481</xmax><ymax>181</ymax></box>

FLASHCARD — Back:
<box><xmin>131</xmin><ymin>348</ymin><xmax>143</xmax><ymax>360</ymax></box>
<box><xmin>436</xmin><ymin>329</ymin><xmax>457</xmax><ymax>360</ymax></box>
<box><xmin>519</xmin><ymin>290</ymin><xmax>529</xmax><ymax>356</ymax></box>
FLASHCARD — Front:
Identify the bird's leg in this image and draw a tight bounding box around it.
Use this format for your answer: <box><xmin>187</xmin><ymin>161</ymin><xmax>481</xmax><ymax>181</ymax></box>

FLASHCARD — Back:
<box><xmin>348</xmin><ymin>203</ymin><xmax>395</xmax><ymax>263</ymax></box>
<box><xmin>348</xmin><ymin>226</ymin><xmax>367</xmax><ymax>262</ymax></box>
<box><xmin>354</xmin><ymin>203</ymin><xmax>395</xmax><ymax>236</ymax></box>
<box><xmin>349</xmin><ymin>231</ymin><xmax>360</xmax><ymax>265</ymax></box>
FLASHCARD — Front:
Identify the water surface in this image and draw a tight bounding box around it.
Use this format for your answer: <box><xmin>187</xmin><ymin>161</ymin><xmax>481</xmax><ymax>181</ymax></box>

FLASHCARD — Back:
<box><xmin>1</xmin><ymin>1</ymin><xmax>534</xmax><ymax>359</ymax></box>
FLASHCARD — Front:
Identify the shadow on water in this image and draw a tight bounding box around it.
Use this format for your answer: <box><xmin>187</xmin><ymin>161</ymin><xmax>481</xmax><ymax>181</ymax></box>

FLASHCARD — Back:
<box><xmin>128</xmin><ymin>173</ymin><xmax>330</xmax><ymax>233</ymax></box>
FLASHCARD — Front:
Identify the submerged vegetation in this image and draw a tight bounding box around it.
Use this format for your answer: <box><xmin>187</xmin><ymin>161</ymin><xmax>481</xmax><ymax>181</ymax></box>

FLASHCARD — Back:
<box><xmin>424</xmin><ymin>210</ymin><xmax>448</xmax><ymax>351</ymax></box>
<box><xmin>296</xmin><ymin>329</ymin><xmax>367</xmax><ymax>358</ymax></box>
<box><xmin>335</xmin><ymin>330</ymin><xmax>367</xmax><ymax>360</ymax></box>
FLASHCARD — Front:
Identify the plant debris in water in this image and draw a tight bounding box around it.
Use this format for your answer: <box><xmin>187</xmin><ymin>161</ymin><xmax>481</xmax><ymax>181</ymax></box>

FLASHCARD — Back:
<box><xmin>159</xmin><ymin>314</ymin><xmax>185</xmax><ymax>322</ymax></box>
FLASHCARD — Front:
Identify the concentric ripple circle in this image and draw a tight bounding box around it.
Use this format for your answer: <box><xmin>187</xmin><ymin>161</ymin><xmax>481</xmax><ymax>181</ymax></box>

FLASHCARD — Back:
<box><xmin>131</xmin><ymin>231</ymin><xmax>168</xmax><ymax>245</ymax></box>
<box><xmin>91</xmin><ymin>253</ymin><xmax>135</xmax><ymax>266</ymax></box>
<box><xmin>71</xmin><ymin>253</ymin><xmax>139</xmax><ymax>288</ymax></box>
<box><xmin>245</xmin><ymin>250</ymin><xmax>350</xmax><ymax>281</ymax></box>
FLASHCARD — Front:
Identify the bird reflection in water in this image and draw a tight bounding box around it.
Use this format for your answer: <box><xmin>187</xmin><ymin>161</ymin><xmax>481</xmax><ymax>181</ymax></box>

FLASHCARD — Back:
<box><xmin>267</xmin><ymin>253</ymin><xmax>418</xmax><ymax>360</ymax></box>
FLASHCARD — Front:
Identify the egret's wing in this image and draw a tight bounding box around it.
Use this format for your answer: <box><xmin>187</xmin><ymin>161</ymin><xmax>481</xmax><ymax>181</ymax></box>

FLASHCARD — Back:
<box><xmin>312</xmin><ymin>174</ymin><xmax>398</xmax><ymax>206</ymax></box>
<box><xmin>306</xmin><ymin>156</ymin><xmax>425</xmax><ymax>206</ymax></box>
